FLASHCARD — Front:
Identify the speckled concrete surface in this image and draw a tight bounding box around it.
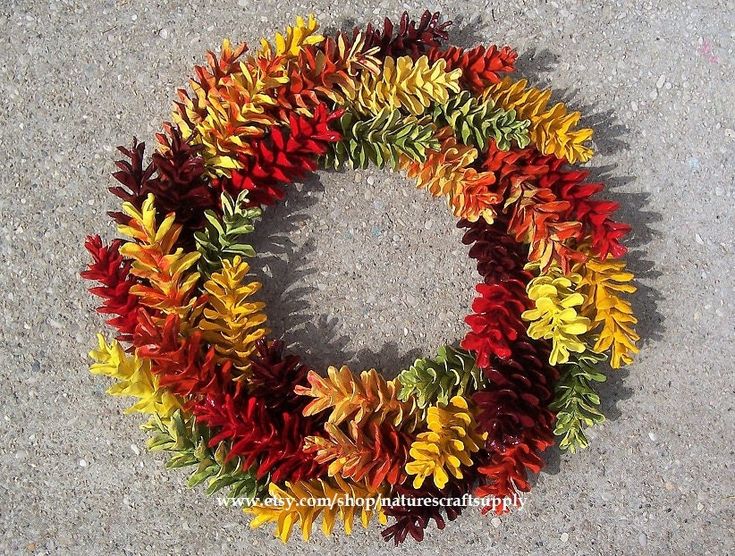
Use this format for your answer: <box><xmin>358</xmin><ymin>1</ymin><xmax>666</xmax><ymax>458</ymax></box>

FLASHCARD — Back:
<box><xmin>0</xmin><ymin>1</ymin><xmax>733</xmax><ymax>554</ymax></box>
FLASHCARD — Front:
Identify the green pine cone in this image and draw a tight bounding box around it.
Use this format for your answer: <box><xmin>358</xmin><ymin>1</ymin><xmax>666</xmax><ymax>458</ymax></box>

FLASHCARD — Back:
<box><xmin>144</xmin><ymin>410</ymin><xmax>266</xmax><ymax>501</ymax></box>
<box><xmin>194</xmin><ymin>191</ymin><xmax>261</xmax><ymax>279</ymax></box>
<box><xmin>397</xmin><ymin>346</ymin><xmax>485</xmax><ymax>408</ymax></box>
<box><xmin>324</xmin><ymin>107</ymin><xmax>439</xmax><ymax>170</ymax></box>
<box><xmin>433</xmin><ymin>91</ymin><xmax>531</xmax><ymax>151</ymax></box>
<box><xmin>549</xmin><ymin>351</ymin><xmax>608</xmax><ymax>453</ymax></box>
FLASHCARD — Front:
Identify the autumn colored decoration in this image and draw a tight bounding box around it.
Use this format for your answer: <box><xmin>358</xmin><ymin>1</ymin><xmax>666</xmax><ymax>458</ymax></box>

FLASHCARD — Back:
<box><xmin>83</xmin><ymin>11</ymin><xmax>639</xmax><ymax>544</ymax></box>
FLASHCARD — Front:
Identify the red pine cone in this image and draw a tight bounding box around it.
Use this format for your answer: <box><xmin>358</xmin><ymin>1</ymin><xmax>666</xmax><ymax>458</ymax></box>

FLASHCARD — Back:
<box><xmin>427</xmin><ymin>44</ymin><xmax>517</xmax><ymax>92</ymax></box>
<box><xmin>472</xmin><ymin>339</ymin><xmax>557</xmax><ymax>454</ymax></box>
<box><xmin>475</xmin><ymin>442</ymin><xmax>546</xmax><ymax>513</ymax></box>
<box><xmin>246</xmin><ymin>339</ymin><xmax>311</xmax><ymax>411</ymax></box>
<box><xmin>381</xmin><ymin>469</ymin><xmax>478</xmax><ymax>544</ymax></box>
<box><xmin>357</xmin><ymin>10</ymin><xmax>452</xmax><ymax>58</ymax></box>
<box><xmin>191</xmin><ymin>393</ymin><xmax>325</xmax><ymax>483</ymax></box>
<box><xmin>461</xmin><ymin>280</ymin><xmax>530</xmax><ymax>367</ymax></box>
<box><xmin>108</xmin><ymin>126</ymin><xmax>217</xmax><ymax>241</ymax></box>
<box><xmin>553</xmin><ymin>180</ymin><xmax>631</xmax><ymax>259</ymax></box>
<box><xmin>81</xmin><ymin>235</ymin><xmax>141</xmax><ymax>343</ymax></box>
<box><xmin>134</xmin><ymin>312</ymin><xmax>237</xmax><ymax>399</ymax></box>
<box><xmin>217</xmin><ymin>103</ymin><xmax>342</xmax><ymax>206</ymax></box>
<box><xmin>459</xmin><ymin>218</ymin><xmax>532</xmax><ymax>284</ymax></box>
<box><xmin>482</xmin><ymin>143</ymin><xmax>629</xmax><ymax>262</ymax></box>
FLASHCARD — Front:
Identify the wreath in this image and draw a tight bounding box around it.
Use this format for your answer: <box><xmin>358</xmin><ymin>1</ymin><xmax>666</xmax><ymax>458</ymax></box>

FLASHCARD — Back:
<box><xmin>82</xmin><ymin>11</ymin><xmax>639</xmax><ymax>544</ymax></box>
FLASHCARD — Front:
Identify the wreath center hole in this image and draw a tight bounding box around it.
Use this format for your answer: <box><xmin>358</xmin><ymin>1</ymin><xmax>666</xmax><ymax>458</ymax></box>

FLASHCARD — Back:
<box><xmin>250</xmin><ymin>169</ymin><xmax>477</xmax><ymax>375</ymax></box>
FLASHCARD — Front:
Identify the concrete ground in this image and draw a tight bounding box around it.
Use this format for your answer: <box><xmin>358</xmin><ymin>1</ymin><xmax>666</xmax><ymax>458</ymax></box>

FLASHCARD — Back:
<box><xmin>0</xmin><ymin>0</ymin><xmax>733</xmax><ymax>554</ymax></box>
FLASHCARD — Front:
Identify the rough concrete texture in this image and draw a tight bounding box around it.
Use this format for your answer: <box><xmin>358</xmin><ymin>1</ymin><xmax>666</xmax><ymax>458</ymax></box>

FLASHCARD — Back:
<box><xmin>0</xmin><ymin>0</ymin><xmax>733</xmax><ymax>554</ymax></box>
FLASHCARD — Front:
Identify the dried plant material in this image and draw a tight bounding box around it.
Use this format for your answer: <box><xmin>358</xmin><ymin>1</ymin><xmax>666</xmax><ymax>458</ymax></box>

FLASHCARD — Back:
<box><xmin>578</xmin><ymin>256</ymin><xmax>639</xmax><ymax>368</ymax></box>
<box><xmin>197</xmin><ymin>256</ymin><xmax>268</xmax><ymax>372</ymax></box>
<box><xmin>405</xmin><ymin>396</ymin><xmax>486</xmax><ymax>489</ymax></box>
<box><xmin>296</xmin><ymin>366</ymin><xmax>420</xmax><ymax>431</ymax></box>
<box><xmin>89</xmin><ymin>334</ymin><xmax>180</xmax><ymax>418</ymax></box>
<box><xmin>522</xmin><ymin>268</ymin><xmax>592</xmax><ymax>365</ymax></box>
<box><xmin>485</xmin><ymin>77</ymin><xmax>594</xmax><ymax>163</ymax></box>
<box><xmin>246</xmin><ymin>476</ymin><xmax>386</xmax><ymax>541</ymax></box>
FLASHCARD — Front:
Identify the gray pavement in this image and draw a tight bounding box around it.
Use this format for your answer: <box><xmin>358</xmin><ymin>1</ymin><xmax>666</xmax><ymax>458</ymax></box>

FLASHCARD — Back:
<box><xmin>0</xmin><ymin>1</ymin><xmax>733</xmax><ymax>554</ymax></box>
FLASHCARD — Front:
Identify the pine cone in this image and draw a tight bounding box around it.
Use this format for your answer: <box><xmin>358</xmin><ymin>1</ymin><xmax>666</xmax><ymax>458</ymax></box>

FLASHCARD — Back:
<box><xmin>194</xmin><ymin>191</ymin><xmax>261</xmax><ymax>279</ymax></box>
<box><xmin>357</xmin><ymin>10</ymin><xmax>452</xmax><ymax>58</ymax></box>
<box><xmin>144</xmin><ymin>409</ymin><xmax>267</xmax><ymax>499</ymax></box>
<box><xmin>346</xmin><ymin>55</ymin><xmax>462</xmax><ymax>116</ymax></box>
<box><xmin>217</xmin><ymin>103</ymin><xmax>342</xmax><ymax>206</ymax></box>
<box><xmin>432</xmin><ymin>90</ymin><xmax>530</xmax><ymax>151</ymax></box>
<box><xmin>461</xmin><ymin>280</ymin><xmax>530</xmax><ymax>367</ymax></box>
<box><xmin>246</xmin><ymin>339</ymin><xmax>312</xmax><ymax>411</ymax></box>
<box><xmin>304</xmin><ymin>420</ymin><xmax>412</xmax><ymax>489</ymax></box>
<box><xmin>459</xmin><ymin>218</ymin><xmax>532</xmax><ymax>284</ymax></box>
<box><xmin>428</xmin><ymin>44</ymin><xmax>517</xmax><ymax>92</ymax></box>
<box><xmin>134</xmin><ymin>312</ymin><xmax>236</xmax><ymax>399</ymax></box>
<box><xmin>81</xmin><ymin>235</ymin><xmax>141</xmax><ymax>343</ymax></box>
<box><xmin>397</xmin><ymin>346</ymin><xmax>485</xmax><ymax>408</ymax></box>
<box><xmin>325</xmin><ymin>107</ymin><xmax>438</xmax><ymax>169</ymax></box>
<box><xmin>472</xmin><ymin>339</ymin><xmax>557</xmax><ymax>454</ymax></box>
<box><xmin>381</xmin><ymin>466</ymin><xmax>478</xmax><ymax>544</ymax></box>
<box><xmin>108</xmin><ymin>128</ymin><xmax>217</xmax><ymax>243</ymax></box>
<box><xmin>484</xmin><ymin>77</ymin><xmax>594</xmax><ymax>163</ymax></box>
<box><xmin>191</xmin><ymin>393</ymin><xmax>325</xmax><ymax>484</ymax></box>
<box><xmin>405</xmin><ymin>396</ymin><xmax>486</xmax><ymax>489</ymax></box>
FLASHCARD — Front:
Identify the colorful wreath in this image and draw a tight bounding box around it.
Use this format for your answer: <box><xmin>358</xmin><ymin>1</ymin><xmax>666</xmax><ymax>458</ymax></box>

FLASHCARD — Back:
<box><xmin>82</xmin><ymin>11</ymin><xmax>639</xmax><ymax>544</ymax></box>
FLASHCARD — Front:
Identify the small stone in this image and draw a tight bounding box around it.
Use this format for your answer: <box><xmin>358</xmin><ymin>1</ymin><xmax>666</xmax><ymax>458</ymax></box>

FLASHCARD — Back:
<box><xmin>697</xmin><ymin>502</ymin><xmax>704</xmax><ymax>511</ymax></box>
<box><xmin>560</xmin><ymin>532</ymin><xmax>569</xmax><ymax>542</ymax></box>
<box><xmin>130</xmin><ymin>444</ymin><xmax>140</xmax><ymax>456</ymax></box>
<box><xmin>649</xmin><ymin>90</ymin><xmax>658</xmax><ymax>100</ymax></box>
<box><xmin>695</xmin><ymin>233</ymin><xmax>704</xmax><ymax>245</ymax></box>
<box><xmin>366</xmin><ymin>176</ymin><xmax>375</xmax><ymax>186</ymax></box>
<box><xmin>631</xmin><ymin>101</ymin><xmax>638</xmax><ymax>112</ymax></box>
<box><xmin>639</xmin><ymin>533</ymin><xmax>648</xmax><ymax>547</ymax></box>
<box><xmin>159</xmin><ymin>28</ymin><xmax>169</xmax><ymax>39</ymax></box>
<box><xmin>79</xmin><ymin>459</ymin><xmax>88</xmax><ymax>467</ymax></box>
<box><xmin>656</xmin><ymin>74</ymin><xmax>666</xmax><ymax>89</ymax></box>
<box><xmin>648</xmin><ymin>431</ymin><xmax>657</xmax><ymax>441</ymax></box>
<box><xmin>491</xmin><ymin>517</ymin><xmax>501</xmax><ymax>528</ymax></box>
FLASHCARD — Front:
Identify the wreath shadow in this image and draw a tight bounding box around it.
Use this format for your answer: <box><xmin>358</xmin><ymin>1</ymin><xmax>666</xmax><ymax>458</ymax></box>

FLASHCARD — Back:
<box><xmin>248</xmin><ymin>175</ymin><xmax>424</xmax><ymax>378</ymax></box>
<box><xmin>252</xmin><ymin>12</ymin><xmax>664</xmax><ymax>476</ymax></box>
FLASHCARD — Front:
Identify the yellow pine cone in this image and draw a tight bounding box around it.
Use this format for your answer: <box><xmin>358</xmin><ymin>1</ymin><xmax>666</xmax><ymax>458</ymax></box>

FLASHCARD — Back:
<box><xmin>485</xmin><ymin>77</ymin><xmax>594</xmax><ymax>163</ymax></box>
<box><xmin>578</xmin><ymin>256</ymin><xmax>639</xmax><ymax>368</ymax></box>
<box><xmin>347</xmin><ymin>55</ymin><xmax>462</xmax><ymax>116</ymax></box>
<box><xmin>257</xmin><ymin>14</ymin><xmax>323</xmax><ymax>59</ymax></box>
<box><xmin>522</xmin><ymin>268</ymin><xmax>592</xmax><ymax>365</ymax></box>
<box><xmin>405</xmin><ymin>396</ymin><xmax>486</xmax><ymax>489</ymax></box>
<box><xmin>197</xmin><ymin>256</ymin><xmax>268</xmax><ymax>372</ymax></box>
<box><xmin>246</xmin><ymin>476</ymin><xmax>387</xmax><ymax>542</ymax></box>
<box><xmin>89</xmin><ymin>334</ymin><xmax>180</xmax><ymax>418</ymax></box>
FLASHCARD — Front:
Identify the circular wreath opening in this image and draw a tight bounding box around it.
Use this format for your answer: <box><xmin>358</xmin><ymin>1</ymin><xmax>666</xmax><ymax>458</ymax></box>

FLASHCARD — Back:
<box><xmin>82</xmin><ymin>10</ymin><xmax>640</xmax><ymax>545</ymax></box>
